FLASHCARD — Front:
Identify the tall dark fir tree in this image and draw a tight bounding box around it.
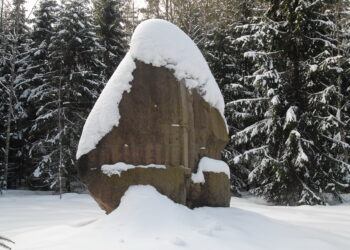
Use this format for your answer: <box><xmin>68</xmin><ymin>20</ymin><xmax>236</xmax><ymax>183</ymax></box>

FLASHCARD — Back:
<box><xmin>228</xmin><ymin>0</ymin><xmax>350</xmax><ymax>205</ymax></box>
<box><xmin>0</xmin><ymin>0</ymin><xmax>31</xmax><ymax>189</ymax></box>
<box><xmin>28</xmin><ymin>0</ymin><xmax>105</xmax><ymax>193</ymax></box>
<box><xmin>93</xmin><ymin>0</ymin><xmax>127</xmax><ymax>80</ymax></box>
<box><xmin>203</xmin><ymin>1</ymin><xmax>264</xmax><ymax>194</ymax></box>
<box><xmin>26</xmin><ymin>0</ymin><xmax>60</xmax><ymax>189</ymax></box>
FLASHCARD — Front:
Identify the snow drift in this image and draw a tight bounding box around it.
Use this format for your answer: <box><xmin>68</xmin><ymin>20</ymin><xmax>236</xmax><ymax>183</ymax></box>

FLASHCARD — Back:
<box><xmin>5</xmin><ymin>186</ymin><xmax>350</xmax><ymax>250</ymax></box>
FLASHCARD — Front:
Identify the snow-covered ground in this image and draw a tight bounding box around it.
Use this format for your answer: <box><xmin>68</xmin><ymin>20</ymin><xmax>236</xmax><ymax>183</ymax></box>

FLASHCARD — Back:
<box><xmin>1</xmin><ymin>186</ymin><xmax>349</xmax><ymax>250</ymax></box>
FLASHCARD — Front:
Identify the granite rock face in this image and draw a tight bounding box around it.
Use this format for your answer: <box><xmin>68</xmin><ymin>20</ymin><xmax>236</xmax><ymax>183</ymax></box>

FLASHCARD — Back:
<box><xmin>77</xmin><ymin>61</ymin><xmax>230</xmax><ymax>213</ymax></box>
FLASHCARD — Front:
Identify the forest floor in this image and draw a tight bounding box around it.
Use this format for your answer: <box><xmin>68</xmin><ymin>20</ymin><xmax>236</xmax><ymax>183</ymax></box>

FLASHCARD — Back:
<box><xmin>0</xmin><ymin>186</ymin><xmax>350</xmax><ymax>250</ymax></box>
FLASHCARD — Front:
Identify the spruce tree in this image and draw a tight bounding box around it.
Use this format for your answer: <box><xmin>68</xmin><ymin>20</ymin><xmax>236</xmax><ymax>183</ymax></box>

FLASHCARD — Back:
<box><xmin>28</xmin><ymin>0</ymin><xmax>105</xmax><ymax>193</ymax></box>
<box><xmin>0</xmin><ymin>0</ymin><xmax>31</xmax><ymax>189</ymax></box>
<box><xmin>26</xmin><ymin>0</ymin><xmax>60</xmax><ymax>189</ymax></box>
<box><xmin>93</xmin><ymin>0</ymin><xmax>126</xmax><ymax>80</ymax></box>
<box><xmin>302</xmin><ymin>0</ymin><xmax>350</xmax><ymax>203</ymax></box>
<box><xmin>229</xmin><ymin>0</ymin><xmax>350</xmax><ymax>205</ymax></box>
<box><xmin>202</xmin><ymin>1</ymin><xmax>264</xmax><ymax>194</ymax></box>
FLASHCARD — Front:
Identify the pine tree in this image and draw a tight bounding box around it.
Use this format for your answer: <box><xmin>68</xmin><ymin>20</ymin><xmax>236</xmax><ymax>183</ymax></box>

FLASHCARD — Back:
<box><xmin>93</xmin><ymin>0</ymin><xmax>127</xmax><ymax>80</ymax></box>
<box><xmin>141</xmin><ymin>0</ymin><xmax>161</xmax><ymax>19</ymax></box>
<box><xmin>28</xmin><ymin>0</ymin><xmax>105</xmax><ymax>194</ymax></box>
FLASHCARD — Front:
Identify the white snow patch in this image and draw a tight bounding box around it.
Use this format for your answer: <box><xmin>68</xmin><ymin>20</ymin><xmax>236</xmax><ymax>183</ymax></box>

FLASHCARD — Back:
<box><xmin>310</xmin><ymin>64</ymin><xmax>318</xmax><ymax>72</ymax></box>
<box><xmin>191</xmin><ymin>157</ymin><xmax>230</xmax><ymax>184</ymax></box>
<box><xmin>271</xmin><ymin>95</ymin><xmax>280</xmax><ymax>105</ymax></box>
<box><xmin>32</xmin><ymin>167</ymin><xmax>42</xmax><ymax>178</ymax></box>
<box><xmin>101</xmin><ymin>162</ymin><xmax>166</xmax><ymax>177</ymax></box>
<box><xmin>284</xmin><ymin>106</ymin><xmax>298</xmax><ymax>128</ymax></box>
<box><xmin>1</xmin><ymin>188</ymin><xmax>350</xmax><ymax>250</ymax></box>
<box><xmin>285</xmin><ymin>106</ymin><xmax>297</xmax><ymax>123</ymax></box>
<box><xmin>296</xmin><ymin>145</ymin><xmax>309</xmax><ymax>166</ymax></box>
<box><xmin>243</xmin><ymin>51</ymin><xmax>258</xmax><ymax>59</ymax></box>
<box><xmin>130</xmin><ymin>19</ymin><xmax>225</xmax><ymax>116</ymax></box>
<box><xmin>76</xmin><ymin>19</ymin><xmax>226</xmax><ymax>159</ymax></box>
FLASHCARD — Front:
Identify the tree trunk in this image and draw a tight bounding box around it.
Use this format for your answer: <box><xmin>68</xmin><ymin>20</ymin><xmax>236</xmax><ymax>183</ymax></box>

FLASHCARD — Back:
<box><xmin>0</xmin><ymin>0</ymin><xmax>4</xmax><ymax>31</ymax></box>
<box><xmin>335</xmin><ymin>2</ymin><xmax>348</xmax><ymax>164</ymax></box>
<box><xmin>3</xmin><ymin>45</ymin><xmax>16</xmax><ymax>190</ymax></box>
<box><xmin>132</xmin><ymin>0</ymin><xmax>135</xmax><ymax>31</ymax></box>
<box><xmin>58</xmin><ymin>71</ymin><xmax>64</xmax><ymax>198</ymax></box>
<box><xmin>165</xmin><ymin>0</ymin><xmax>169</xmax><ymax>20</ymax></box>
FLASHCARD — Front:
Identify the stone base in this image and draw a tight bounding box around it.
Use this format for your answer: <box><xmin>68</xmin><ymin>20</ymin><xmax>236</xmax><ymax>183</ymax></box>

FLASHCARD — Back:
<box><xmin>188</xmin><ymin>172</ymin><xmax>231</xmax><ymax>208</ymax></box>
<box><xmin>84</xmin><ymin>165</ymin><xmax>191</xmax><ymax>213</ymax></box>
<box><xmin>82</xmin><ymin>164</ymin><xmax>230</xmax><ymax>213</ymax></box>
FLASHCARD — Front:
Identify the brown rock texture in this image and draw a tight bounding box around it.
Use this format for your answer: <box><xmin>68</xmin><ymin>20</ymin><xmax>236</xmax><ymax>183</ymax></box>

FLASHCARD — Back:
<box><xmin>188</xmin><ymin>172</ymin><xmax>231</xmax><ymax>208</ymax></box>
<box><xmin>77</xmin><ymin>61</ymin><xmax>230</xmax><ymax>213</ymax></box>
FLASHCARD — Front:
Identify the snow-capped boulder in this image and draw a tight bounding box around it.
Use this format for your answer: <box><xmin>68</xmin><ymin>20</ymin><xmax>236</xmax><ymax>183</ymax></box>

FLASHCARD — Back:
<box><xmin>77</xmin><ymin>19</ymin><xmax>229</xmax><ymax>213</ymax></box>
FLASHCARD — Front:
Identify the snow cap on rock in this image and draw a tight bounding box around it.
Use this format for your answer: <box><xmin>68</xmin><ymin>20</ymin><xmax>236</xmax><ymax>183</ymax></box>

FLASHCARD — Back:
<box><xmin>76</xmin><ymin>19</ymin><xmax>226</xmax><ymax>159</ymax></box>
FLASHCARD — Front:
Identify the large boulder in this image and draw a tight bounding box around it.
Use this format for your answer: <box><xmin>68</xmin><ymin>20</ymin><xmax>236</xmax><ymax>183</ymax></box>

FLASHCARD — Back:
<box><xmin>76</xmin><ymin>19</ymin><xmax>230</xmax><ymax>213</ymax></box>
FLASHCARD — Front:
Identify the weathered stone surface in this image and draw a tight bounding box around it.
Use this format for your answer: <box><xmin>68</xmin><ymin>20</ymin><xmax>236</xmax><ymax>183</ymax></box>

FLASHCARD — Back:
<box><xmin>188</xmin><ymin>172</ymin><xmax>231</xmax><ymax>208</ymax></box>
<box><xmin>78</xmin><ymin>61</ymin><xmax>230</xmax><ymax>213</ymax></box>
<box><xmin>80</xmin><ymin>164</ymin><xmax>191</xmax><ymax>212</ymax></box>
